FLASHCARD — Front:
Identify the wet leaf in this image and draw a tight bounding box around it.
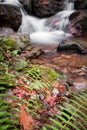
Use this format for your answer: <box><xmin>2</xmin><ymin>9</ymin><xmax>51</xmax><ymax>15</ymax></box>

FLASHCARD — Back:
<box><xmin>19</xmin><ymin>104</ymin><xmax>34</xmax><ymax>130</ymax></box>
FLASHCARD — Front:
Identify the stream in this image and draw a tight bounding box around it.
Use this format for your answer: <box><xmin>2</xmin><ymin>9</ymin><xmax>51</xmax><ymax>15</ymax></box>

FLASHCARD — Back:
<box><xmin>0</xmin><ymin>0</ymin><xmax>87</xmax><ymax>129</ymax></box>
<box><xmin>31</xmin><ymin>50</ymin><xmax>87</xmax><ymax>90</ymax></box>
<box><xmin>0</xmin><ymin>0</ymin><xmax>87</xmax><ymax>90</ymax></box>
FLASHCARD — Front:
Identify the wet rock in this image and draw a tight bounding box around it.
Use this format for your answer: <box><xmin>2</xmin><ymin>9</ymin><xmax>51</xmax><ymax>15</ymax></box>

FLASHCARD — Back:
<box><xmin>0</xmin><ymin>34</ymin><xmax>30</xmax><ymax>53</ymax></box>
<box><xmin>0</xmin><ymin>4</ymin><xmax>22</xmax><ymax>31</ymax></box>
<box><xmin>74</xmin><ymin>0</ymin><xmax>87</xmax><ymax>10</ymax></box>
<box><xmin>8</xmin><ymin>33</ymin><xmax>30</xmax><ymax>51</ymax></box>
<box><xmin>32</xmin><ymin>0</ymin><xmax>64</xmax><ymax>18</ymax></box>
<box><xmin>19</xmin><ymin>0</ymin><xmax>32</xmax><ymax>14</ymax></box>
<box><xmin>69</xmin><ymin>10</ymin><xmax>87</xmax><ymax>36</ymax></box>
<box><xmin>21</xmin><ymin>47</ymin><xmax>43</xmax><ymax>59</ymax></box>
<box><xmin>25</xmin><ymin>47</ymin><xmax>43</xmax><ymax>58</ymax></box>
<box><xmin>0</xmin><ymin>27</ymin><xmax>14</xmax><ymax>36</ymax></box>
<box><xmin>0</xmin><ymin>36</ymin><xmax>18</xmax><ymax>51</ymax></box>
<box><xmin>58</xmin><ymin>37</ymin><xmax>87</xmax><ymax>53</ymax></box>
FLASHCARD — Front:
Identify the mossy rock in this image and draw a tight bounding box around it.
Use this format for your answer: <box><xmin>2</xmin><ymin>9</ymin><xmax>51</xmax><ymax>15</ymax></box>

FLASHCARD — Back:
<box><xmin>0</xmin><ymin>36</ymin><xmax>18</xmax><ymax>51</ymax></box>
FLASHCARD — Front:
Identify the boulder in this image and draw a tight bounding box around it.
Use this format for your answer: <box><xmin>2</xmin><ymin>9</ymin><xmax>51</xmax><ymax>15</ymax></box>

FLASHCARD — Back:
<box><xmin>32</xmin><ymin>0</ymin><xmax>64</xmax><ymax>18</ymax></box>
<box><xmin>8</xmin><ymin>33</ymin><xmax>30</xmax><ymax>51</ymax></box>
<box><xmin>0</xmin><ymin>27</ymin><xmax>14</xmax><ymax>36</ymax></box>
<box><xmin>74</xmin><ymin>0</ymin><xmax>87</xmax><ymax>10</ymax></box>
<box><xmin>58</xmin><ymin>37</ymin><xmax>87</xmax><ymax>53</ymax></box>
<box><xmin>0</xmin><ymin>4</ymin><xmax>22</xmax><ymax>31</ymax></box>
<box><xmin>68</xmin><ymin>10</ymin><xmax>87</xmax><ymax>36</ymax></box>
<box><xmin>0</xmin><ymin>34</ymin><xmax>30</xmax><ymax>52</ymax></box>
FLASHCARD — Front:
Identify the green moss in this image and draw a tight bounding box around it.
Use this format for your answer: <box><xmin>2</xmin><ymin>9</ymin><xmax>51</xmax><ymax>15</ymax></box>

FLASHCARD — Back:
<box><xmin>0</xmin><ymin>36</ymin><xmax>18</xmax><ymax>51</ymax></box>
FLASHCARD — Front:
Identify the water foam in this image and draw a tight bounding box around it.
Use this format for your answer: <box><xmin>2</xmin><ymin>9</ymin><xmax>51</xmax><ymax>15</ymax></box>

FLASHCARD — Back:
<box><xmin>0</xmin><ymin>0</ymin><xmax>74</xmax><ymax>52</ymax></box>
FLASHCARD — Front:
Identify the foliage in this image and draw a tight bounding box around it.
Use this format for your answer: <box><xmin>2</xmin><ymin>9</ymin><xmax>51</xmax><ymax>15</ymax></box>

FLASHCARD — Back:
<box><xmin>0</xmin><ymin>36</ymin><xmax>87</xmax><ymax>130</ymax></box>
<box><xmin>23</xmin><ymin>64</ymin><xmax>62</xmax><ymax>90</ymax></box>
<box><xmin>0</xmin><ymin>63</ymin><xmax>16</xmax><ymax>87</ymax></box>
<box><xmin>0</xmin><ymin>86</ymin><xmax>19</xmax><ymax>130</ymax></box>
<box><xmin>42</xmin><ymin>89</ymin><xmax>87</xmax><ymax>130</ymax></box>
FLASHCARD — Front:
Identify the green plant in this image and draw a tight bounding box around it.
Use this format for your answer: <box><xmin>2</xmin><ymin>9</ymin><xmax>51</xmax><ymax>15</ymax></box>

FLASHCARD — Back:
<box><xmin>42</xmin><ymin>89</ymin><xmax>87</xmax><ymax>130</ymax></box>
<box><xmin>0</xmin><ymin>86</ymin><xmax>19</xmax><ymax>130</ymax></box>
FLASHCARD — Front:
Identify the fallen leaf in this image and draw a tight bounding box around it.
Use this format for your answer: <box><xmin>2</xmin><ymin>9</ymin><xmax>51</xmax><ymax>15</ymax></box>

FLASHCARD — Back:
<box><xmin>13</xmin><ymin>87</ymin><xmax>29</xmax><ymax>98</ymax></box>
<box><xmin>45</xmin><ymin>94</ymin><xmax>57</xmax><ymax>106</ymax></box>
<box><xmin>58</xmin><ymin>84</ymin><xmax>66</xmax><ymax>93</ymax></box>
<box><xmin>19</xmin><ymin>104</ymin><xmax>34</xmax><ymax>130</ymax></box>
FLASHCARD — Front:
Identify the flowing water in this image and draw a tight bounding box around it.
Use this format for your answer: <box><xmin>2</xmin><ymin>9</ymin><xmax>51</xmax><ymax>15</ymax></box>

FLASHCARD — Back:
<box><xmin>1</xmin><ymin>0</ymin><xmax>87</xmax><ymax>90</ymax></box>
<box><xmin>0</xmin><ymin>0</ymin><xmax>75</xmax><ymax>51</ymax></box>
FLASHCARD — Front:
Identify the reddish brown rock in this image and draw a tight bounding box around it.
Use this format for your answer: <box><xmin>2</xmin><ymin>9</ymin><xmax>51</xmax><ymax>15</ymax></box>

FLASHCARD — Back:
<box><xmin>69</xmin><ymin>10</ymin><xmax>87</xmax><ymax>36</ymax></box>
<box><xmin>0</xmin><ymin>4</ymin><xmax>22</xmax><ymax>31</ymax></box>
<box><xmin>32</xmin><ymin>0</ymin><xmax>64</xmax><ymax>18</ymax></box>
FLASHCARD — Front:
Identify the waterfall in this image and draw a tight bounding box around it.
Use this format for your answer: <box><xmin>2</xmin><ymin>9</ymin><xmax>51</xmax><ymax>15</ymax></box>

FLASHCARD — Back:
<box><xmin>0</xmin><ymin>0</ymin><xmax>22</xmax><ymax>6</ymax></box>
<box><xmin>0</xmin><ymin>0</ymin><xmax>74</xmax><ymax>33</ymax></box>
<box><xmin>18</xmin><ymin>9</ymin><xmax>47</xmax><ymax>34</ymax></box>
<box><xmin>64</xmin><ymin>0</ymin><xmax>74</xmax><ymax>10</ymax></box>
<box><xmin>0</xmin><ymin>0</ymin><xmax>74</xmax><ymax>52</ymax></box>
<box><xmin>57</xmin><ymin>0</ymin><xmax>74</xmax><ymax>31</ymax></box>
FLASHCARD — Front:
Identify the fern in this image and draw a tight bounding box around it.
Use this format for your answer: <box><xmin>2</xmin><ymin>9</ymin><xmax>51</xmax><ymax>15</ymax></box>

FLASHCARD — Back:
<box><xmin>42</xmin><ymin>89</ymin><xmax>87</xmax><ymax>130</ymax></box>
<box><xmin>0</xmin><ymin>86</ymin><xmax>19</xmax><ymax>130</ymax></box>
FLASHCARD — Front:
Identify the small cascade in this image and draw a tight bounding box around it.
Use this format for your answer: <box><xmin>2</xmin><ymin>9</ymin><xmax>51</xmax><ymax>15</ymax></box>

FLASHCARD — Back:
<box><xmin>57</xmin><ymin>0</ymin><xmax>74</xmax><ymax>31</ymax></box>
<box><xmin>0</xmin><ymin>0</ymin><xmax>75</xmax><ymax>33</ymax></box>
<box><xmin>0</xmin><ymin>0</ymin><xmax>22</xmax><ymax>6</ymax></box>
<box><xmin>0</xmin><ymin>0</ymin><xmax>75</xmax><ymax>51</ymax></box>
<box><xmin>64</xmin><ymin>0</ymin><xmax>74</xmax><ymax>11</ymax></box>
<box><xmin>18</xmin><ymin>9</ymin><xmax>46</xmax><ymax>34</ymax></box>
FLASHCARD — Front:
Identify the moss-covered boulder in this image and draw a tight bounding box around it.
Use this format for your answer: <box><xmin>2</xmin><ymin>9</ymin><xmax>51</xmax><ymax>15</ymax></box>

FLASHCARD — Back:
<box><xmin>8</xmin><ymin>33</ymin><xmax>30</xmax><ymax>51</ymax></box>
<box><xmin>0</xmin><ymin>36</ymin><xmax>18</xmax><ymax>51</ymax></box>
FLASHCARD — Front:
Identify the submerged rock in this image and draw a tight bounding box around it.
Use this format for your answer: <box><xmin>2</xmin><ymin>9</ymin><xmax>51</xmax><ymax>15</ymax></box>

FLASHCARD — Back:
<box><xmin>69</xmin><ymin>10</ymin><xmax>87</xmax><ymax>36</ymax></box>
<box><xmin>0</xmin><ymin>4</ymin><xmax>22</xmax><ymax>31</ymax></box>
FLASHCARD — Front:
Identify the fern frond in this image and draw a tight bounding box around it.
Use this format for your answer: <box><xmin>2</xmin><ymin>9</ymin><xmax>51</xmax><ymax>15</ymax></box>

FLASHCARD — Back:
<box><xmin>0</xmin><ymin>88</ymin><xmax>19</xmax><ymax>130</ymax></box>
<box><xmin>43</xmin><ymin>89</ymin><xmax>87</xmax><ymax>130</ymax></box>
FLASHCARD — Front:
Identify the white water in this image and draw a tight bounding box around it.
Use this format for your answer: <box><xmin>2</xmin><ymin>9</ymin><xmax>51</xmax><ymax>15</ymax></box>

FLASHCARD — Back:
<box><xmin>30</xmin><ymin>31</ymin><xmax>71</xmax><ymax>52</ymax></box>
<box><xmin>0</xmin><ymin>0</ymin><xmax>22</xmax><ymax>6</ymax></box>
<box><xmin>0</xmin><ymin>0</ymin><xmax>74</xmax><ymax>52</ymax></box>
<box><xmin>64</xmin><ymin>0</ymin><xmax>74</xmax><ymax>10</ymax></box>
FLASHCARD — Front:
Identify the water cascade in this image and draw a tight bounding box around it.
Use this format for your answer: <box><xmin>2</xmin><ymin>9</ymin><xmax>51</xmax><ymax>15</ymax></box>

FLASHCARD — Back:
<box><xmin>0</xmin><ymin>0</ymin><xmax>75</xmax><ymax>52</ymax></box>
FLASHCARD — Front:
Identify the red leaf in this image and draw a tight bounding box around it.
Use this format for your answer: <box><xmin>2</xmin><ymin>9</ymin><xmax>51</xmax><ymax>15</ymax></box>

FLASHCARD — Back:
<box><xmin>58</xmin><ymin>84</ymin><xmax>66</xmax><ymax>93</ymax></box>
<box><xmin>19</xmin><ymin>104</ymin><xmax>34</xmax><ymax>130</ymax></box>
<box><xmin>13</xmin><ymin>87</ymin><xmax>29</xmax><ymax>98</ymax></box>
<box><xmin>45</xmin><ymin>94</ymin><xmax>57</xmax><ymax>106</ymax></box>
